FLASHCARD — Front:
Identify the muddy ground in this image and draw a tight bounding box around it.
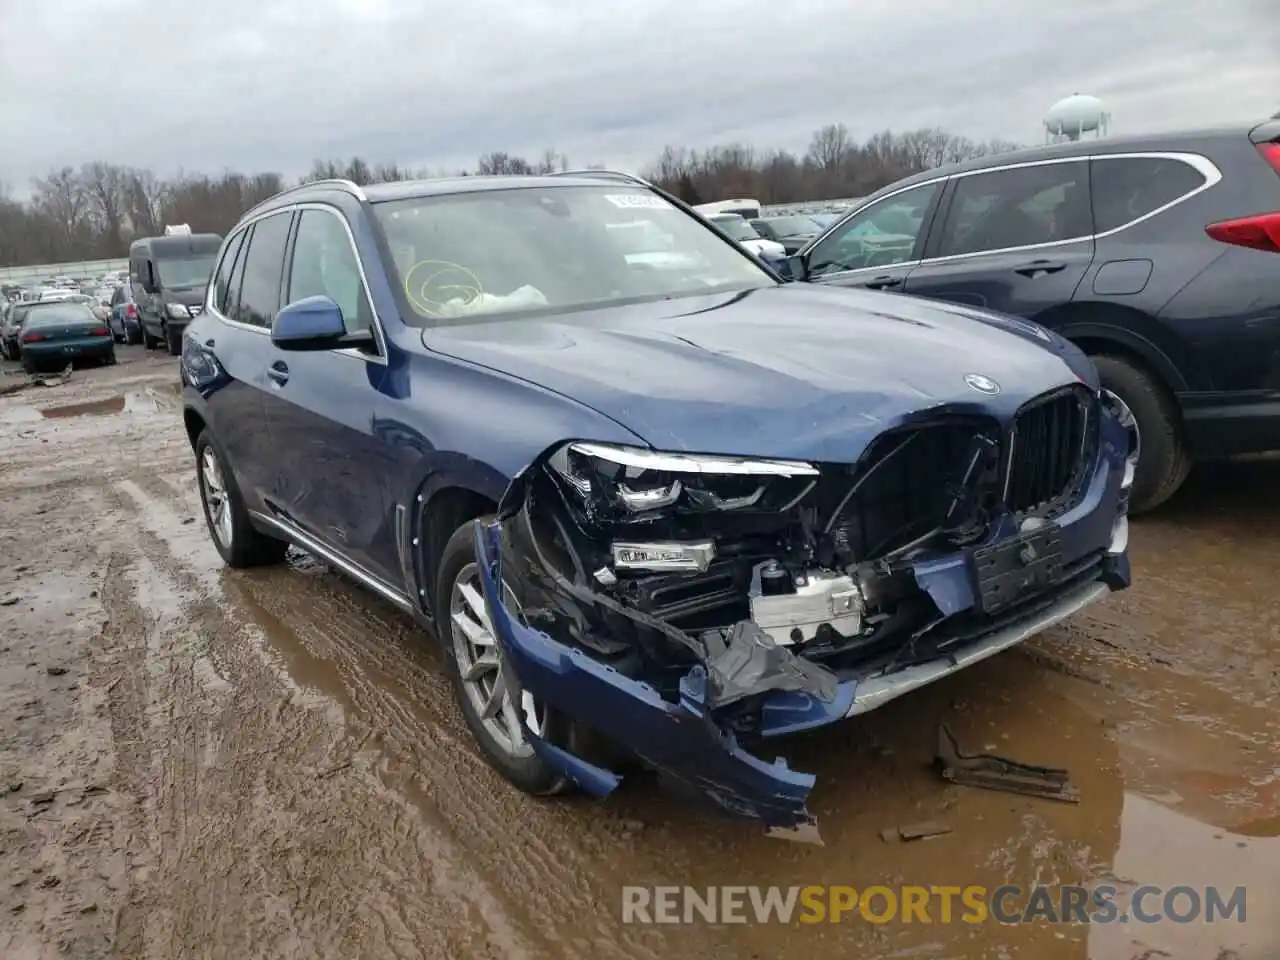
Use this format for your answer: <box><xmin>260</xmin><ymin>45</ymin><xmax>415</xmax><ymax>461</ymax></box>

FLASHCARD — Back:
<box><xmin>0</xmin><ymin>347</ymin><xmax>1276</xmax><ymax>960</ymax></box>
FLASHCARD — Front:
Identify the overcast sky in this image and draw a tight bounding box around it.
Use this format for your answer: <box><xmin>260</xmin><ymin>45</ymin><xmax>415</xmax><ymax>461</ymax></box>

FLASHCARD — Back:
<box><xmin>1</xmin><ymin>0</ymin><xmax>1276</xmax><ymax>189</ymax></box>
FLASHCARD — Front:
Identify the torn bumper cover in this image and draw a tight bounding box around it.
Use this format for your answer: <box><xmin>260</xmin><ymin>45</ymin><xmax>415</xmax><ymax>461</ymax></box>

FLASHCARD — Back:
<box><xmin>474</xmin><ymin>399</ymin><xmax>1134</xmax><ymax>830</ymax></box>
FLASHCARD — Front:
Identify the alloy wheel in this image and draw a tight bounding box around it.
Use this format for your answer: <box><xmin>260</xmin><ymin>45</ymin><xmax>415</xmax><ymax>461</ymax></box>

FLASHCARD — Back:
<box><xmin>449</xmin><ymin>562</ymin><xmax>545</xmax><ymax>758</ymax></box>
<box><xmin>200</xmin><ymin>447</ymin><xmax>234</xmax><ymax>549</ymax></box>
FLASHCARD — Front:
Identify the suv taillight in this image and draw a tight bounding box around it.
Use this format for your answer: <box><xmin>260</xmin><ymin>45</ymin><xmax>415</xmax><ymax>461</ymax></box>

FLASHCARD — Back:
<box><xmin>1258</xmin><ymin>142</ymin><xmax>1280</xmax><ymax>177</ymax></box>
<box><xmin>125</xmin><ymin>303</ymin><xmax>137</xmax><ymax>318</ymax></box>
<box><xmin>1205</xmin><ymin>212</ymin><xmax>1280</xmax><ymax>254</ymax></box>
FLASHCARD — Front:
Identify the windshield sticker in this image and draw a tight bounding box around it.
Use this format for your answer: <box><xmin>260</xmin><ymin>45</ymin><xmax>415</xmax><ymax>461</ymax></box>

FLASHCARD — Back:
<box><xmin>604</xmin><ymin>194</ymin><xmax>671</xmax><ymax>210</ymax></box>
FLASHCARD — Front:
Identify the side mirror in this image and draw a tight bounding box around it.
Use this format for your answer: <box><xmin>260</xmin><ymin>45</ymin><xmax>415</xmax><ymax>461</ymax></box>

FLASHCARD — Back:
<box><xmin>271</xmin><ymin>296</ymin><xmax>350</xmax><ymax>351</ymax></box>
<box><xmin>777</xmin><ymin>253</ymin><xmax>809</xmax><ymax>282</ymax></box>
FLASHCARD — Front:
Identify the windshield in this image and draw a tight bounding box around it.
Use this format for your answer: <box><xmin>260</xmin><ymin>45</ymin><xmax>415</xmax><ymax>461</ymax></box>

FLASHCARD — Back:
<box><xmin>710</xmin><ymin>216</ymin><xmax>762</xmax><ymax>241</ymax></box>
<box><xmin>155</xmin><ymin>256</ymin><xmax>216</xmax><ymax>289</ymax></box>
<box><xmin>373</xmin><ymin>185</ymin><xmax>772</xmax><ymax>323</ymax></box>
<box><xmin>762</xmin><ymin>215</ymin><xmax>819</xmax><ymax>236</ymax></box>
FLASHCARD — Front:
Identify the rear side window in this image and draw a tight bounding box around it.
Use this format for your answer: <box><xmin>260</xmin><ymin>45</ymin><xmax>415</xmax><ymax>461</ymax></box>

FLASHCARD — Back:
<box><xmin>1090</xmin><ymin>156</ymin><xmax>1208</xmax><ymax>233</ymax></box>
<box><xmin>233</xmin><ymin>212</ymin><xmax>292</xmax><ymax>328</ymax></box>
<box><xmin>935</xmin><ymin>161</ymin><xmax>1092</xmax><ymax>258</ymax></box>
<box><xmin>211</xmin><ymin>231</ymin><xmax>247</xmax><ymax>316</ymax></box>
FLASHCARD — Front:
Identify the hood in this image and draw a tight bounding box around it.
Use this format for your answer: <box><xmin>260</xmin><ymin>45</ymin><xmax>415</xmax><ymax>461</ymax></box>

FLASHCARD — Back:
<box><xmin>422</xmin><ymin>284</ymin><xmax>1090</xmax><ymax>463</ymax></box>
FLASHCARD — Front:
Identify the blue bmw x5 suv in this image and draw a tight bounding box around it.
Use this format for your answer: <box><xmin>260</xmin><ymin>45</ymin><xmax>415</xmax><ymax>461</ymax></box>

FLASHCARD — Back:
<box><xmin>181</xmin><ymin>171</ymin><xmax>1136</xmax><ymax>833</ymax></box>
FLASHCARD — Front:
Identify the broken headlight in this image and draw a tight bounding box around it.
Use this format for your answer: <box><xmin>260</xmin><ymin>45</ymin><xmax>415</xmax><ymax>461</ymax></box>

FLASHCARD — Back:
<box><xmin>547</xmin><ymin>442</ymin><xmax>819</xmax><ymax>573</ymax></box>
<box><xmin>549</xmin><ymin>442</ymin><xmax>818</xmax><ymax>519</ymax></box>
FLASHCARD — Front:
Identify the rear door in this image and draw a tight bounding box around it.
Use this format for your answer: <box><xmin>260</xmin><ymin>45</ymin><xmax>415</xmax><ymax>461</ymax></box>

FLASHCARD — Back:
<box><xmin>200</xmin><ymin>216</ymin><xmax>292</xmax><ymax>511</ymax></box>
<box><xmin>903</xmin><ymin>159</ymin><xmax>1094</xmax><ymax>319</ymax></box>
<box><xmin>259</xmin><ymin>206</ymin><xmax>400</xmax><ymax>583</ymax></box>
<box><xmin>802</xmin><ymin>180</ymin><xmax>944</xmax><ymax>291</ymax></box>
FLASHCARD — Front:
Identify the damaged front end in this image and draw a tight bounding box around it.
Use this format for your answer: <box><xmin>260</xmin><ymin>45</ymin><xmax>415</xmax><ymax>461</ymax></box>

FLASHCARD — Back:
<box><xmin>474</xmin><ymin>385</ymin><xmax>1134</xmax><ymax>833</ymax></box>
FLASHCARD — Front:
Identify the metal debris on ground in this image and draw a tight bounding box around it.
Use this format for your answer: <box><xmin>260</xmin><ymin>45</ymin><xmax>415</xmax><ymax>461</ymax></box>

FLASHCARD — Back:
<box><xmin>880</xmin><ymin>821</ymin><xmax>952</xmax><ymax>843</ymax></box>
<box><xmin>935</xmin><ymin>724</ymin><xmax>1080</xmax><ymax>804</ymax></box>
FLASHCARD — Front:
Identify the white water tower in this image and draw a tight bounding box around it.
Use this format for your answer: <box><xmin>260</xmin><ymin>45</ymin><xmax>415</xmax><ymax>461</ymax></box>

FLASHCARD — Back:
<box><xmin>1045</xmin><ymin>94</ymin><xmax>1110</xmax><ymax>143</ymax></box>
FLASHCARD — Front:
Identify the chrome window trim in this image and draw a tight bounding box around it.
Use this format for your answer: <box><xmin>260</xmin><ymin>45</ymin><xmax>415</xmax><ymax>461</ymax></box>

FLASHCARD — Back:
<box><xmin>808</xmin><ymin>151</ymin><xmax>1222</xmax><ymax>279</ymax></box>
<box><xmin>205</xmin><ymin>202</ymin><xmax>389</xmax><ymax>366</ymax></box>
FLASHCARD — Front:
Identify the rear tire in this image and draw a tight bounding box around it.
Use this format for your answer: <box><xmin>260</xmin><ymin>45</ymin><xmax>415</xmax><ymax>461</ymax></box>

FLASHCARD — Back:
<box><xmin>194</xmin><ymin>429</ymin><xmax>290</xmax><ymax>568</ymax></box>
<box><xmin>435</xmin><ymin>518</ymin><xmax>576</xmax><ymax>797</ymax></box>
<box><xmin>22</xmin><ymin>353</ymin><xmax>38</xmax><ymax>375</ymax></box>
<box><xmin>1092</xmin><ymin>354</ymin><xmax>1190</xmax><ymax>513</ymax></box>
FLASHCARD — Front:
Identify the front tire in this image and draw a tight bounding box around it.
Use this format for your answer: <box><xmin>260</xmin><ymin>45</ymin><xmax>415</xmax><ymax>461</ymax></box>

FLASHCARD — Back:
<box><xmin>1092</xmin><ymin>354</ymin><xmax>1190</xmax><ymax>513</ymax></box>
<box><xmin>142</xmin><ymin>324</ymin><xmax>160</xmax><ymax>350</ymax></box>
<box><xmin>435</xmin><ymin>518</ymin><xmax>574</xmax><ymax>796</ymax></box>
<box><xmin>165</xmin><ymin>323</ymin><xmax>182</xmax><ymax>355</ymax></box>
<box><xmin>194</xmin><ymin>429</ymin><xmax>290</xmax><ymax>568</ymax></box>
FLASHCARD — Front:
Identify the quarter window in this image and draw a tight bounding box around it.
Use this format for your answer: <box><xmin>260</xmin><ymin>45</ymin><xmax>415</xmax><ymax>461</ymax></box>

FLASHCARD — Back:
<box><xmin>807</xmin><ymin>181</ymin><xmax>941</xmax><ymax>276</ymax></box>
<box><xmin>211</xmin><ymin>230</ymin><xmax>246</xmax><ymax>316</ymax></box>
<box><xmin>1090</xmin><ymin>156</ymin><xmax>1207</xmax><ymax>233</ymax></box>
<box><xmin>935</xmin><ymin>161</ymin><xmax>1091</xmax><ymax>258</ymax></box>
<box><xmin>233</xmin><ymin>212</ymin><xmax>292</xmax><ymax>328</ymax></box>
<box><xmin>286</xmin><ymin>209</ymin><xmax>373</xmax><ymax>335</ymax></box>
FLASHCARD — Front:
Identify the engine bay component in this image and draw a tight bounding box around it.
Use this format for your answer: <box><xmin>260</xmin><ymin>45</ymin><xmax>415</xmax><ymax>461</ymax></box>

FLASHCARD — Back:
<box><xmin>611</xmin><ymin>540</ymin><xmax>716</xmax><ymax>572</ymax></box>
<box><xmin>748</xmin><ymin>561</ymin><xmax>864</xmax><ymax>646</ymax></box>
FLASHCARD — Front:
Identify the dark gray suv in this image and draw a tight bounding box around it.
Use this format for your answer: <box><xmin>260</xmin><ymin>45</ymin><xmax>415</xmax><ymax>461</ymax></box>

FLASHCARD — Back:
<box><xmin>787</xmin><ymin>120</ymin><xmax>1280</xmax><ymax>512</ymax></box>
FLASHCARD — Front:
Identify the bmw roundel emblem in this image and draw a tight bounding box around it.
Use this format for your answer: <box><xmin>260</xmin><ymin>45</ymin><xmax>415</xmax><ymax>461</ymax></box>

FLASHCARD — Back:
<box><xmin>964</xmin><ymin>373</ymin><xmax>1001</xmax><ymax>395</ymax></box>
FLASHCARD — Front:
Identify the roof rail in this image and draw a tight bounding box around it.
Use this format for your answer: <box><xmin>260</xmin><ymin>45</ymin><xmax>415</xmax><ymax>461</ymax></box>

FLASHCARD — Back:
<box><xmin>550</xmin><ymin>169</ymin><xmax>654</xmax><ymax>187</ymax></box>
<box><xmin>242</xmin><ymin>177</ymin><xmax>369</xmax><ymax>218</ymax></box>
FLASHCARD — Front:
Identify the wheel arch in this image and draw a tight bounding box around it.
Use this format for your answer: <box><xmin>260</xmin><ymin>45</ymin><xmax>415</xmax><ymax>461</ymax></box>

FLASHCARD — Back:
<box><xmin>411</xmin><ymin>465</ymin><xmax>506</xmax><ymax>618</ymax></box>
<box><xmin>1039</xmin><ymin>303</ymin><xmax>1190</xmax><ymax>395</ymax></box>
<box><xmin>183</xmin><ymin>405</ymin><xmax>207</xmax><ymax>452</ymax></box>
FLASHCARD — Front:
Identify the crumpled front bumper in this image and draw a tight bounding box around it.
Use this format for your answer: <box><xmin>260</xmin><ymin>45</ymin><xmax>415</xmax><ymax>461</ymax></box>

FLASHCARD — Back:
<box><xmin>473</xmin><ymin>426</ymin><xmax>1132</xmax><ymax>831</ymax></box>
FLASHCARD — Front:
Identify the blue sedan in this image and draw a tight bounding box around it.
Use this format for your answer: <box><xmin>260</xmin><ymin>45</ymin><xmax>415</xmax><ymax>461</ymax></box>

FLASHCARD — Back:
<box><xmin>180</xmin><ymin>173</ymin><xmax>1135</xmax><ymax>834</ymax></box>
<box><xmin>19</xmin><ymin>301</ymin><xmax>116</xmax><ymax>373</ymax></box>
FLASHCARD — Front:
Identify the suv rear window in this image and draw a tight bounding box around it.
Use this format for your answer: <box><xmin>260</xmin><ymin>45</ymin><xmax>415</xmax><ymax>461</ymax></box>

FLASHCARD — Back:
<box><xmin>1090</xmin><ymin>156</ymin><xmax>1208</xmax><ymax>233</ymax></box>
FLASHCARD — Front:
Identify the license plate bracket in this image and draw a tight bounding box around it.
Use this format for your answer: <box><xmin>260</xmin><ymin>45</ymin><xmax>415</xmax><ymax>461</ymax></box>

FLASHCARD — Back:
<box><xmin>968</xmin><ymin>523</ymin><xmax>1064</xmax><ymax>614</ymax></box>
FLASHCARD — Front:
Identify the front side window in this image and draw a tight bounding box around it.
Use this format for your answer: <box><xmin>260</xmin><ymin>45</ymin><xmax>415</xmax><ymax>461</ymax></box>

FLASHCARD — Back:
<box><xmin>807</xmin><ymin>181</ymin><xmax>941</xmax><ymax>276</ymax></box>
<box><xmin>372</xmin><ymin>185</ymin><xmax>772</xmax><ymax>324</ymax></box>
<box><xmin>287</xmin><ymin>209</ymin><xmax>373</xmax><ymax>334</ymax></box>
<box><xmin>935</xmin><ymin>161</ymin><xmax>1092</xmax><ymax>258</ymax></box>
<box><xmin>233</xmin><ymin>212</ymin><xmax>292</xmax><ymax>328</ymax></box>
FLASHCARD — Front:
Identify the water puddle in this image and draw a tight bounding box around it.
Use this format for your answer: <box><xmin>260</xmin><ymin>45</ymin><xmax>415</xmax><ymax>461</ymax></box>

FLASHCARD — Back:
<box><xmin>6</xmin><ymin>388</ymin><xmax>175</xmax><ymax>422</ymax></box>
<box><xmin>41</xmin><ymin>395</ymin><xmax>127</xmax><ymax>418</ymax></box>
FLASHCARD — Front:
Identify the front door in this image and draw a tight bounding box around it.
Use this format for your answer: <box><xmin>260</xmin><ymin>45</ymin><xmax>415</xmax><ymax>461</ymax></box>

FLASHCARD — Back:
<box><xmin>258</xmin><ymin>206</ymin><xmax>403</xmax><ymax>585</ymax></box>
<box><xmin>903</xmin><ymin>159</ymin><xmax>1095</xmax><ymax>318</ymax></box>
<box><xmin>802</xmin><ymin>179</ymin><xmax>944</xmax><ymax>292</ymax></box>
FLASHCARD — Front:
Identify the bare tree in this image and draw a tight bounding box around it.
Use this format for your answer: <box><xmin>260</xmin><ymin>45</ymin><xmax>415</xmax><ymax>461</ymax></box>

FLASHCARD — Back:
<box><xmin>1</xmin><ymin>124</ymin><xmax>1024</xmax><ymax>267</ymax></box>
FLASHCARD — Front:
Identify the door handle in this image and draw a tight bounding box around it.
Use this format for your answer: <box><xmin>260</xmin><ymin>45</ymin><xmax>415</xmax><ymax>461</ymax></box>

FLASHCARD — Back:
<box><xmin>267</xmin><ymin>361</ymin><xmax>289</xmax><ymax>386</ymax></box>
<box><xmin>864</xmin><ymin>276</ymin><xmax>903</xmax><ymax>290</ymax></box>
<box><xmin>1014</xmin><ymin>261</ymin><xmax>1068</xmax><ymax>278</ymax></box>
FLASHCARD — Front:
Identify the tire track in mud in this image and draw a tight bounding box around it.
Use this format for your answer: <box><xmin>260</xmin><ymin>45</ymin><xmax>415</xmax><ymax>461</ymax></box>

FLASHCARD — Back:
<box><xmin>103</xmin><ymin>479</ymin><xmax>542</xmax><ymax>960</ymax></box>
<box><xmin>93</xmin><ymin>548</ymin><xmax>167</xmax><ymax>956</ymax></box>
<box><xmin>110</xmin><ymin>465</ymin><xmax>678</xmax><ymax>958</ymax></box>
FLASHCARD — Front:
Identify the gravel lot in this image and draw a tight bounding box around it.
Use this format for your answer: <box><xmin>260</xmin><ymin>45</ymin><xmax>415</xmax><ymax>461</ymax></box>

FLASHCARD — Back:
<box><xmin>1</xmin><ymin>347</ymin><xmax>1276</xmax><ymax>959</ymax></box>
